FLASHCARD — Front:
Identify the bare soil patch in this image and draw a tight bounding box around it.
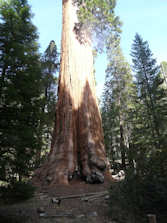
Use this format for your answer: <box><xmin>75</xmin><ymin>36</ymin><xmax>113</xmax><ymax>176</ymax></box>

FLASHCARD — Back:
<box><xmin>0</xmin><ymin>177</ymin><xmax>116</xmax><ymax>223</ymax></box>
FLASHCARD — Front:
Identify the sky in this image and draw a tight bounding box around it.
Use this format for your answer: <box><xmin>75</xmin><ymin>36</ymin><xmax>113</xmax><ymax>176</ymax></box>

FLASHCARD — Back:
<box><xmin>29</xmin><ymin>0</ymin><xmax>167</xmax><ymax>97</ymax></box>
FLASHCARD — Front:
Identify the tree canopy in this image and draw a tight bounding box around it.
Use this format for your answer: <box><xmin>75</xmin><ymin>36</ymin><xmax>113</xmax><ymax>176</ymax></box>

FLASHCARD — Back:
<box><xmin>74</xmin><ymin>0</ymin><xmax>121</xmax><ymax>51</ymax></box>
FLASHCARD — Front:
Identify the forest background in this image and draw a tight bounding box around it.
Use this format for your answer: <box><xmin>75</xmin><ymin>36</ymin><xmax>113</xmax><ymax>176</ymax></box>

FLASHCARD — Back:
<box><xmin>1</xmin><ymin>0</ymin><xmax>167</xmax><ymax>222</ymax></box>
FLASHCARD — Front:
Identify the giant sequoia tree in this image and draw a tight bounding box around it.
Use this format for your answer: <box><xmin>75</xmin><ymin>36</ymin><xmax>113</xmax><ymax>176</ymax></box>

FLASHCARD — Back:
<box><xmin>34</xmin><ymin>0</ymin><xmax>121</xmax><ymax>185</ymax></box>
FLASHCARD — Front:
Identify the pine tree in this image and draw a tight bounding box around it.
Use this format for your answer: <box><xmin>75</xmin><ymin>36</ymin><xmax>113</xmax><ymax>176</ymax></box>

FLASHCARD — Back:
<box><xmin>102</xmin><ymin>45</ymin><xmax>135</xmax><ymax>170</ymax></box>
<box><xmin>131</xmin><ymin>33</ymin><xmax>161</xmax><ymax>150</ymax></box>
<box><xmin>129</xmin><ymin>33</ymin><xmax>167</xmax><ymax>177</ymax></box>
<box><xmin>0</xmin><ymin>0</ymin><xmax>43</xmax><ymax>183</ymax></box>
<box><xmin>36</xmin><ymin>40</ymin><xmax>59</xmax><ymax>164</ymax></box>
<box><xmin>108</xmin><ymin>36</ymin><xmax>167</xmax><ymax>222</ymax></box>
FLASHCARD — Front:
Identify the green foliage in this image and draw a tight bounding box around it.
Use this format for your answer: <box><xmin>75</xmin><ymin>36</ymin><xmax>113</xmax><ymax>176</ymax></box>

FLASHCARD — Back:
<box><xmin>0</xmin><ymin>0</ymin><xmax>59</xmax><ymax>183</ymax></box>
<box><xmin>109</xmin><ymin>168</ymin><xmax>167</xmax><ymax>223</ymax></box>
<box><xmin>106</xmin><ymin>34</ymin><xmax>167</xmax><ymax>223</ymax></box>
<box><xmin>37</xmin><ymin>40</ymin><xmax>59</xmax><ymax>163</ymax></box>
<box><xmin>0</xmin><ymin>181</ymin><xmax>36</xmax><ymax>202</ymax></box>
<box><xmin>0</xmin><ymin>0</ymin><xmax>43</xmax><ymax>183</ymax></box>
<box><xmin>74</xmin><ymin>0</ymin><xmax>121</xmax><ymax>51</ymax></box>
<box><xmin>102</xmin><ymin>33</ymin><xmax>167</xmax><ymax>222</ymax></box>
<box><xmin>41</xmin><ymin>40</ymin><xmax>59</xmax><ymax>116</ymax></box>
<box><xmin>102</xmin><ymin>45</ymin><xmax>135</xmax><ymax>168</ymax></box>
<box><xmin>130</xmin><ymin>33</ymin><xmax>167</xmax><ymax>154</ymax></box>
<box><xmin>131</xmin><ymin>34</ymin><xmax>160</xmax><ymax>101</ymax></box>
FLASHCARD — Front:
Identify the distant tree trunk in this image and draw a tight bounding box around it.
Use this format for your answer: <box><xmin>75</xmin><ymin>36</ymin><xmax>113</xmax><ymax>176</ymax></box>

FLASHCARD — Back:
<box><xmin>120</xmin><ymin>124</ymin><xmax>126</xmax><ymax>169</ymax></box>
<box><xmin>33</xmin><ymin>0</ymin><xmax>107</xmax><ymax>185</ymax></box>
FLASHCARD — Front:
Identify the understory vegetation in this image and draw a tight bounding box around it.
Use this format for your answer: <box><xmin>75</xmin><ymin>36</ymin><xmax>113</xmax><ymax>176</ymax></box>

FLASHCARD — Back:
<box><xmin>102</xmin><ymin>33</ymin><xmax>167</xmax><ymax>222</ymax></box>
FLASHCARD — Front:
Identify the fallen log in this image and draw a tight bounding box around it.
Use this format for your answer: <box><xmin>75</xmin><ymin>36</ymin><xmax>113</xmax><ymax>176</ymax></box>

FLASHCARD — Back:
<box><xmin>51</xmin><ymin>190</ymin><xmax>108</xmax><ymax>202</ymax></box>
<box><xmin>81</xmin><ymin>191</ymin><xmax>109</xmax><ymax>201</ymax></box>
<box><xmin>40</xmin><ymin>213</ymin><xmax>74</xmax><ymax>218</ymax></box>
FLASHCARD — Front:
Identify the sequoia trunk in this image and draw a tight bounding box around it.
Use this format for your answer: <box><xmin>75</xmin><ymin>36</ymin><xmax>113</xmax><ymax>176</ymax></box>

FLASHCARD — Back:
<box><xmin>34</xmin><ymin>0</ymin><xmax>107</xmax><ymax>185</ymax></box>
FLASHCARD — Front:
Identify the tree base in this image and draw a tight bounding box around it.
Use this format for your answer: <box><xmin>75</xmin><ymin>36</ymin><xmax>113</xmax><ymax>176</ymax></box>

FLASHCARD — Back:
<box><xmin>32</xmin><ymin>162</ymin><xmax>109</xmax><ymax>186</ymax></box>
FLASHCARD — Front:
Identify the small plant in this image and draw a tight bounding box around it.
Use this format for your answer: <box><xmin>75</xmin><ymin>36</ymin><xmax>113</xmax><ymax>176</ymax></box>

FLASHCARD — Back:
<box><xmin>109</xmin><ymin>169</ymin><xmax>167</xmax><ymax>223</ymax></box>
<box><xmin>1</xmin><ymin>181</ymin><xmax>36</xmax><ymax>203</ymax></box>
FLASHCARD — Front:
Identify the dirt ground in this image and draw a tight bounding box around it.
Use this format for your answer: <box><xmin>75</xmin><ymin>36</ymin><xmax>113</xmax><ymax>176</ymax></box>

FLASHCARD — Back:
<box><xmin>0</xmin><ymin>176</ymin><xmax>117</xmax><ymax>223</ymax></box>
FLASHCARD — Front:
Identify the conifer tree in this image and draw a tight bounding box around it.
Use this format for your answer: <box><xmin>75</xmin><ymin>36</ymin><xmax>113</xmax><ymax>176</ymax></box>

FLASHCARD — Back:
<box><xmin>36</xmin><ymin>40</ymin><xmax>59</xmax><ymax>164</ymax></box>
<box><xmin>102</xmin><ymin>45</ymin><xmax>134</xmax><ymax>170</ymax></box>
<box><xmin>131</xmin><ymin>33</ymin><xmax>162</xmax><ymax>150</ymax></box>
<box><xmin>0</xmin><ymin>0</ymin><xmax>43</xmax><ymax>183</ymax></box>
<box><xmin>129</xmin><ymin>33</ymin><xmax>167</xmax><ymax>177</ymax></box>
<box><xmin>108</xmin><ymin>36</ymin><xmax>167</xmax><ymax>222</ymax></box>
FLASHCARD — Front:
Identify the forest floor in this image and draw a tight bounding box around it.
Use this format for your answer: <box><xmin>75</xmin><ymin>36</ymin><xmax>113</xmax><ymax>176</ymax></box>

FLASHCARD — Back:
<box><xmin>0</xmin><ymin>176</ymin><xmax>117</xmax><ymax>223</ymax></box>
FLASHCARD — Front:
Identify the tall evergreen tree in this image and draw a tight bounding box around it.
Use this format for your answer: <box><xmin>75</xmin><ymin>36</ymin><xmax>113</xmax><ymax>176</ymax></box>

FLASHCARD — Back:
<box><xmin>129</xmin><ymin>33</ymin><xmax>167</xmax><ymax>177</ymax></box>
<box><xmin>36</xmin><ymin>40</ymin><xmax>59</xmax><ymax>164</ymax></box>
<box><xmin>0</xmin><ymin>0</ymin><xmax>43</xmax><ymax>183</ymax></box>
<box><xmin>131</xmin><ymin>33</ymin><xmax>161</xmax><ymax>150</ymax></box>
<box><xmin>41</xmin><ymin>40</ymin><xmax>59</xmax><ymax>124</ymax></box>
<box><xmin>108</xmin><ymin>36</ymin><xmax>167</xmax><ymax>222</ymax></box>
<box><xmin>102</xmin><ymin>45</ymin><xmax>135</xmax><ymax>169</ymax></box>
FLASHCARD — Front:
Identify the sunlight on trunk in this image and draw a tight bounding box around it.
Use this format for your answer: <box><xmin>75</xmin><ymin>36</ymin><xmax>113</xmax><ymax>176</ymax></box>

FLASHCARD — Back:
<box><xmin>33</xmin><ymin>0</ymin><xmax>108</xmax><ymax>185</ymax></box>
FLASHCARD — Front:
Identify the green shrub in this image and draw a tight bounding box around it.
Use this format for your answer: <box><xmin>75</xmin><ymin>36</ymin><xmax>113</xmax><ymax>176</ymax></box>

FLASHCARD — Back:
<box><xmin>109</xmin><ymin>172</ymin><xmax>167</xmax><ymax>223</ymax></box>
<box><xmin>0</xmin><ymin>181</ymin><xmax>36</xmax><ymax>203</ymax></box>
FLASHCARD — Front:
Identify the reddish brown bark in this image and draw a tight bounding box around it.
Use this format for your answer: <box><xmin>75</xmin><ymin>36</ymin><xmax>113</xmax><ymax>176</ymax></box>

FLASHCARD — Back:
<box><xmin>33</xmin><ymin>0</ymin><xmax>107</xmax><ymax>185</ymax></box>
